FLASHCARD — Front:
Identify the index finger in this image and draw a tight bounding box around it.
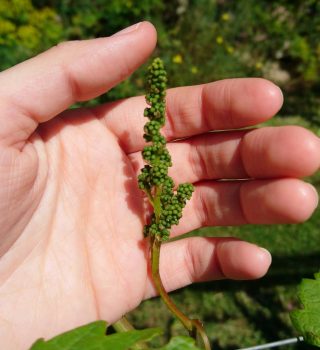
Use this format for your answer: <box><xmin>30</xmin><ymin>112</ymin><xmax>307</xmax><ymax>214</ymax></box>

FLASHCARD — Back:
<box><xmin>0</xmin><ymin>22</ymin><xmax>156</xmax><ymax>149</ymax></box>
<box><xmin>97</xmin><ymin>78</ymin><xmax>283</xmax><ymax>153</ymax></box>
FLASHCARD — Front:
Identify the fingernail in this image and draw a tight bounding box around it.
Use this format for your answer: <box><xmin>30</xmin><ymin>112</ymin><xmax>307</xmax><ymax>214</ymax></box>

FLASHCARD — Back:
<box><xmin>112</xmin><ymin>22</ymin><xmax>141</xmax><ymax>37</ymax></box>
<box><xmin>306</xmin><ymin>183</ymin><xmax>319</xmax><ymax>208</ymax></box>
<box><xmin>259</xmin><ymin>247</ymin><xmax>272</xmax><ymax>264</ymax></box>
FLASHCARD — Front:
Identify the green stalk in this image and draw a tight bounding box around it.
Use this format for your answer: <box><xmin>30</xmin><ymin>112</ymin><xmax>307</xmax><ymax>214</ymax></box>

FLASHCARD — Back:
<box><xmin>113</xmin><ymin>316</ymin><xmax>149</xmax><ymax>350</ymax></box>
<box><xmin>153</xmin><ymin>186</ymin><xmax>162</xmax><ymax>222</ymax></box>
<box><xmin>139</xmin><ymin>57</ymin><xmax>211</xmax><ymax>350</ymax></box>
<box><xmin>113</xmin><ymin>316</ymin><xmax>135</xmax><ymax>332</ymax></box>
<box><xmin>145</xmin><ymin>189</ymin><xmax>154</xmax><ymax>206</ymax></box>
<box><xmin>150</xmin><ymin>234</ymin><xmax>211</xmax><ymax>350</ymax></box>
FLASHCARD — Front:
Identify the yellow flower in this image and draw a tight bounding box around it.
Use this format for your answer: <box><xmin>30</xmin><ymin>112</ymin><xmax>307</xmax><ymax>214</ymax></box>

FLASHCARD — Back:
<box><xmin>172</xmin><ymin>54</ymin><xmax>183</xmax><ymax>64</ymax></box>
<box><xmin>255</xmin><ymin>62</ymin><xmax>263</xmax><ymax>70</ymax></box>
<box><xmin>226</xmin><ymin>46</ymin><xmax>234</xmax><ymax>54</ymax></box>
<box><xmin>191</xmin><ymin>66</ymin><xmax>198</xmax><ymax>74</ymax></box>
<box><xmin>216</xmin><ymin>36</ymin><xmax>223</xmax><ymax>45</ymax></box>
<box><xmin>221</xmin><ymin>13</ymin><xmax>230</xmax><ymax>21</ymax></box>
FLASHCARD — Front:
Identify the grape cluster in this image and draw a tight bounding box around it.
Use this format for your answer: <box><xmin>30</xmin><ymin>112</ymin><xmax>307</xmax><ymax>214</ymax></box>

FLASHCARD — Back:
<box><xmin>138</xmin><ymin>58</ymin><xmax>194</xmax><ymax>241</ymax></box>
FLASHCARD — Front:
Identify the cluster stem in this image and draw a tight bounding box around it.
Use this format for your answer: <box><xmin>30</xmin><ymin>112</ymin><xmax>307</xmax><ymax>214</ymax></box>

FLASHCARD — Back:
<box><xmin>138</xmin><ymin>57</ymin><xmax>211</xmax><ymax>350</ymax></box>
<box><xmin>150</xmin><ymin>234</ymin><xmax>211</xmax><ymax>350</ymax></box>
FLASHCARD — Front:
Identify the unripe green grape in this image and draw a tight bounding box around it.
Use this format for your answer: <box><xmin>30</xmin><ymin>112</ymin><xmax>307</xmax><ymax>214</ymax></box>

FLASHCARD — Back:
<box><xmin>139</xmin><ymin>58</ymin><xmax>194</xmax><ymax>240</ymax></box>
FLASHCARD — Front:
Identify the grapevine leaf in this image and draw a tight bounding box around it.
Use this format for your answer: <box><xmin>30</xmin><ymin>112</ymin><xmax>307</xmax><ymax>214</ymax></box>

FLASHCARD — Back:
<box><xmin>156</xmin><ymin>336</ymin><xmax>203</xmax><ymax>350</ymax></box>
<box><xmin>290</xmin><ymin>272</ymin><xmax>320</xmax><ymax>347</ymax></box>
<box><xmin>29</xmin><ymin>321</ymin><xmax>107</xmax><ymax>350</ymax></box>
<box><xmin>99</xmin><ymin>327</ymin><xmax>162</xmax><ymax>349</ymax></box>
<box><xmin>29</xmin><ymin>321</ymin><xmax>162</xmax><ymax>350</ymax></box>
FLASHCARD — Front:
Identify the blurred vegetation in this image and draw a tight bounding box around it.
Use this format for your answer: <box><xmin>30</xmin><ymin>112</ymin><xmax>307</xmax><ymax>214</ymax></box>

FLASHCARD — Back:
<box><xmin>1</xmin><ymin>0</ymin><xmax>320</xmax><ymax>127</ymax></box>
<box><xmin>1</xmin><ymin>1</ymin><xmax>320</xmax><ymax>349</ymax></box>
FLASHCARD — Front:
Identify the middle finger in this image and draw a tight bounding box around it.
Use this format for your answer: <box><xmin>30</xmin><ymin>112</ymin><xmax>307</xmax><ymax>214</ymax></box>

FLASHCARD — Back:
<box><xmin>129</xmin><ymin>125</ymin><xmax>320</xmax><ymax>184</ymax></box>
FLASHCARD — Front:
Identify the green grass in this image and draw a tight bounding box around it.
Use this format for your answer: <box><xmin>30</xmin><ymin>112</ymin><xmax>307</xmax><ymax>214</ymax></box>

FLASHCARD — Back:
<box><xmin>128</xmin><ymin>116</ymin><xmax>320</xmax><ymax>349</ymax></box>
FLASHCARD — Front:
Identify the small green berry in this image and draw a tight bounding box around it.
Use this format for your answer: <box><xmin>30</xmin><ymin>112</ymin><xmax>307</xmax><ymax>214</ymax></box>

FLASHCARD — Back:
<box><xmin>138</xmin><ymin>58</ymin><xmax>194</xmax><ymax>240</ymax></box>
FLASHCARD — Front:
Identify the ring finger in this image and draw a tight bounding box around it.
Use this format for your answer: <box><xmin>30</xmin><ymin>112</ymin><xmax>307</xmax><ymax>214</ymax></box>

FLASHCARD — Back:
<box><xmin>171</xmin><ymin>178</ymin><xmax>318</xmax><ymax>236</ymax></box>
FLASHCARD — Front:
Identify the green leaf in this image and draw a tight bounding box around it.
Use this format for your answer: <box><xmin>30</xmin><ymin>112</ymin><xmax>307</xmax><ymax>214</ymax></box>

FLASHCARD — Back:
<box><xmin>156</xmin><ymin>336</ymin><xmax>202</xmax><ymax>350</ymax></box>
<box><xmin>100</xmin><ymin>328</ymin><xmax>162</xmax><ymax>349</ymax></box>
<box><xmin>290</xmin><ymin>272</ymin><xmax>320</xmax><ymax>347</ymax></box>
<box><xmin>29</xmin><ymin>321</ymin><xmax>162</xmax><ymax>350</ymax></box>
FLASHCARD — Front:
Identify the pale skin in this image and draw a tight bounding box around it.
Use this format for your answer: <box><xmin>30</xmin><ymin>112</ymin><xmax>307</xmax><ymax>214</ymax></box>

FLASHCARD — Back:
<box><xmin>0</xmin><ymin>22</ymin><xmax>319</xmax><ymax>350</ymax></box>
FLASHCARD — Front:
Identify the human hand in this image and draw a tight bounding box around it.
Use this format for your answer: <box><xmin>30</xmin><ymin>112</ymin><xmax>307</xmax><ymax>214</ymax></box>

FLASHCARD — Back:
<box><xmin>0</xmin><ymin>22</ymin><xmax>319</xmax><ymax>350</ymax></box>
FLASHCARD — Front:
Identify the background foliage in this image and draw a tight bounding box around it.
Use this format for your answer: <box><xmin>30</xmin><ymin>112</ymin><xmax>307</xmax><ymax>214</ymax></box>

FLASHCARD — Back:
<box><xmin>1</xmin><ymin>1</ymin><xmax>320</xmax><ymax>349</ymax></box>
<box><xmin>1</xmin><ymin>0</ymin><xmax>320</xmax><ymax>126</ymax></box>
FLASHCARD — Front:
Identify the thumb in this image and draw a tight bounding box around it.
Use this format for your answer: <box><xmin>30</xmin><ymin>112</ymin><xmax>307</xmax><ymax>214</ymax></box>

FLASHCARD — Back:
<box><xmin>0</xmin><ymin>21</ymin><xmax>157</xmax><ymax>149</ymax></box>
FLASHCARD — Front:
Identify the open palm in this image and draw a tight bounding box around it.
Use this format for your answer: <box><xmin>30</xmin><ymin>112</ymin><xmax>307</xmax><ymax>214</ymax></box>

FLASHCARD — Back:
<box><xmin>0</xmin><ymin>23</ymin><xmax>319</xmax><ymax>350</ymax></box>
